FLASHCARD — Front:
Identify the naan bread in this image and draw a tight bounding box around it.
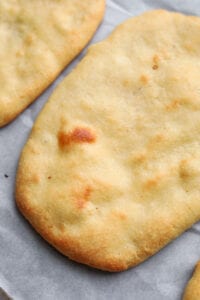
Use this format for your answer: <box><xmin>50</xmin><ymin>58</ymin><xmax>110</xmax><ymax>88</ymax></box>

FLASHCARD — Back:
<box><xmin>0</xmin><ymin>0</ymin><xmax>105</xmax><ymax>127</ymax></box>
<box><xmin>16</xmin><ymin>10</ymin><xmax>200</xmax><ymax>271</ymax></box>
<box><xmin>183</xmin><ymin>262</ymin><xmax>200</xmax><ymax>300</ymax></box>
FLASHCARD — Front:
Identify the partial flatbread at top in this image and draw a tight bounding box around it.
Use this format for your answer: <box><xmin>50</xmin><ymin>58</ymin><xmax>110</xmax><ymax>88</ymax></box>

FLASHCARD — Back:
<box><xmin>16</xmin><ymin>10</ymin><xmax>200</xmax><ymax>271</ymax></box>
<box><xmin>183</xmin><ymin>262</ymin><xmax>200</xmax><ymax>300</ymax></box>
<box><xmin>0</xmin><ymin>0</ymin><xmax>105</xmax><ymax>127</ymax></box>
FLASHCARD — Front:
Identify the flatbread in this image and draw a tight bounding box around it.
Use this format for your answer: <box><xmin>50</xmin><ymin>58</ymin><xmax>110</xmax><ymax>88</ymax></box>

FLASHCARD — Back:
<box><xmin>0</xmin><ymin>0</ymin><xmax>105</xmax><ymax>127</ymax></box>
<box><xmin>183</xmin><ymin>262</ymin><xmax>200</xmax><ymax>300</ymax></box>
<box><xmin>16</xmin><ymin>10</ymin><xmax>200</xmax><ymax>271</ymax></box>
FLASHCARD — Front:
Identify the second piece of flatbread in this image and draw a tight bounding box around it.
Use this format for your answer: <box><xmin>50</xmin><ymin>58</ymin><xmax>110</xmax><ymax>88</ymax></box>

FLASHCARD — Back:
<box><xmin>16</xmin><ymin>10</ymin><xmax>200</xmax><ymax>271</ymax></box>
<box><xmin>0</xmin><ymin>0</ymin><xmax>105</xmax><ymax>127</ymax></box>
<box><xmin>183</xmin><ymin>262</ymin><xmax>200</xmax><ymax>300</ymax></box>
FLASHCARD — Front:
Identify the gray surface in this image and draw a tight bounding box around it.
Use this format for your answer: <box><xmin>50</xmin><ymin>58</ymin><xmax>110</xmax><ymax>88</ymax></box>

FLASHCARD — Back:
<box><xmin>1</xmin><ymin>1</ymin><xmax>200</xmax><ymax>299</ymax></box>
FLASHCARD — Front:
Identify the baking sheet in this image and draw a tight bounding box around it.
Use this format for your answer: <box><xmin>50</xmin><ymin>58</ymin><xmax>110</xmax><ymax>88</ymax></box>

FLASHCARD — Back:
<box><xmin>1</xmin><ymin>1</ymin><xmax>200</xmax><ymax>299</ymax></box>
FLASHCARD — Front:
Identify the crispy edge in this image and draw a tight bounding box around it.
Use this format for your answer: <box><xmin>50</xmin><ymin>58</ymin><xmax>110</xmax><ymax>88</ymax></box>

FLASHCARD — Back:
<box><xmin>16</xmin><ymin>176</ymin><xmax>200</xmax><ymax>272</ymax></box>
<box><xmin>16</xmin><ymin>162</ymin><xmax>129</xmax><ymax>272</ymax></box>
<box><xmin>16</xmin><ymin>146</ymin><xmax>200</xmax><ymax>272</ymax></box>
<box><xmin>0</xmin><ymin>0</ymin><xmax>105</xmax><ymax>127</ymax></box>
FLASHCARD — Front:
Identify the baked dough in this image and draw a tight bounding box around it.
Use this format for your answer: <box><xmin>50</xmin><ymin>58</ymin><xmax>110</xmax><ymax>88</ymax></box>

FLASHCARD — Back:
<box><xmin>183</xmin><ymin>262</ymin><xmax>200</xmax><ymax>300</ymax></box>
<box><xmin>0</xmin><ymin>0</ymin><xmax>105</xmax><ymax>126</ymax></box>
<box><xmin>16</xmin><ymin>10</ymin><xmax>200</xmax><ymax>271</ymax></box>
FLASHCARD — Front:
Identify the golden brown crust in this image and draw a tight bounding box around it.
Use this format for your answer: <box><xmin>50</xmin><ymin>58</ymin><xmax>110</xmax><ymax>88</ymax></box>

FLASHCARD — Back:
<box><xmin>16</xmin><ymin>10</ymin><xmax>200</xmax><ymax>271</ymax></box>
<box><xmin>183</xmin><ymin>261</ymin><xmax>200</xmax><ymax>300</ymax></box>
<box><xmin>0</xmin><ymin>0</ymin><xmax>105</xmax><ymax>127</ymax></box>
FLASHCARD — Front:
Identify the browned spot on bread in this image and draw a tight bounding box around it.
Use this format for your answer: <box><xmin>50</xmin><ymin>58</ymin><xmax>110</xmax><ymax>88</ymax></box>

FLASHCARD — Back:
<box><xmin>58</xmin><ymin>131</ymin><xmax>70</xmax><ymax>147</ymax></box>
<box><xmin>152</xmin><ymin>64</ymin><xmax>158</xmax><ymax>70</ymax></box>
<box><xmin>58</xmin><ymin>127</ymin><xmax>96</xmax><ymax>148</ymax></box>
<box><xmin>152</xmin><ymin>54</ymin><xmax>160</xmax><ymax>70</ymax></box>
<box><xmin>184</xmin><ymin>42</ymin><xmax>195</xmax><ymax>52</ymax></box>
<box><xmin>144</xmin><ymin>178</ymin><xmax>158</xmax><ymax>189</ymax></box>
<box><xmin>113</xmin><ymin>210</ymin><xmax>127</xmax><ymax>220</ymax></box>
<box><xmin>25</xmin><ymin>34</ymin><xmax>34</xmax><ymax>46</ymax></box>
<box><xmin>29</xmin><ymin>174</ymin><xmax>40</xmax><ymax>184</ymax></box>
<box><xmin>153</xmin><ymin>54</ymin><xmax>159</xmax><ymax>64</ymax></box>
<box><xmin>179</xmin><ymin>159</ymin><xmax>190</xmax><ymax>180</ymax></box>
<box><xmin>148</xmin><ymin>134</ymin><xmax>166</xmax><ymax>149</ymax></box>
<box><xmin>59</xmin><ymin>223</ymin><xmax>66</xmax><ymax>233</ymax></box>
<box><xmin>166</xmin><ymin>99</ymin><xmax>182</xmax><ymax>111</ymax></box>
<box><xmin>132</xmin><ymin>152</ymin><xmax>147</xmax><ymax>164</ymax></box>
<box><xmin>72</xmin><ymin>127</ymin><xmax>96</xmax><ymax>143</ymax></box>
<box><xmin>144</xmin><ymin>174</ymin><xmax>164</xmax><ymax>190</ymax></box>
<box><xmin>140</xmin><ymin>75</ymin><xmax>149</xmax><ymax>84</ymax></box>
<box><xmin>75</xmin><ymin>186</ymin><xmax>92</xmax><ymax>209</ymax></box>
<box><xmin>154</xmin><ymin>134</ymin><xmax>165</xmax><ymax>142</ymax></box>
<box><xmin>165</xmin><ymin>98</ymin><xmax>193</xmax><ymax>111</ymax></box>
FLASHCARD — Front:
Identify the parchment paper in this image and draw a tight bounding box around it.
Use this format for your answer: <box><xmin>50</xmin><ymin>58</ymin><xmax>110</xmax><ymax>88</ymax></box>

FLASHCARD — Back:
<box><xmin>1</xmin><ymin>1</ymin><xmax>200</xmax><ymax>299</ymax></box>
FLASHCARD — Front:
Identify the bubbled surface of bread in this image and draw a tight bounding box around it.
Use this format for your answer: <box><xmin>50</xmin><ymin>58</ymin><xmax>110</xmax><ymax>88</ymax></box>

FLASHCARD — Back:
<box><xmin>16</xmin><ymin>10</ymin><xmax>200</xmax><ymax>271</ymax></box>
<box><xmin>0</xmin><ymin>0</ymin><xmax>105</xmax><ymax>126</ymax></box>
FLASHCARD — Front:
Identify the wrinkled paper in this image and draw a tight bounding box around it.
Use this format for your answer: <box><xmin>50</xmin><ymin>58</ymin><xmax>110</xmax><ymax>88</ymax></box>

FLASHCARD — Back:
<box><xmin>1</xmin><ymin>1</ymin><xmax>200</xmax><ymax>299</ymax></box>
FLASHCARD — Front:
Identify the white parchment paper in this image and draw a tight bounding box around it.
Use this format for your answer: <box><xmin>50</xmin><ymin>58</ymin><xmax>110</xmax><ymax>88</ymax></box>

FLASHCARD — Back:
<box><xmin>1</xmin><ymin>1</ymin><xmax>200</xmax><ymax>299</ymax></box>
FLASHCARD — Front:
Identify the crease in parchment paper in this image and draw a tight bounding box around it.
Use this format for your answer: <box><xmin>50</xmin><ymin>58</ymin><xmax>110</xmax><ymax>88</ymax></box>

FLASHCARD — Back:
<box><xmin>109</xmin><ymin>0</ymin><xmax>132</xmax><ymax>16</ymax></box>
